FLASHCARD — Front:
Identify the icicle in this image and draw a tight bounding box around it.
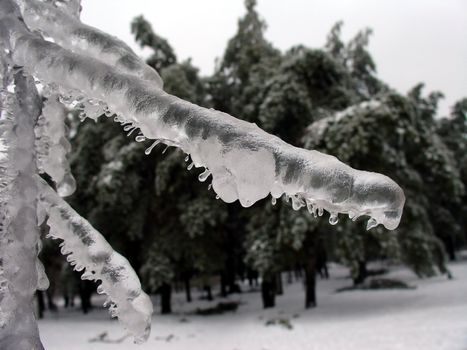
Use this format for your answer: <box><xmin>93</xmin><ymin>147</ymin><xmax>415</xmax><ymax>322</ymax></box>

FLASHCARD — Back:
<box><xmin>184</xmin><ymin>155</ymin><xmax>190</xmax><ymax>162</ymax></box>
<box><xmin>291</xmin><ymin>196</ymin><xmax>303</xmax><ymax>211</ymax></box>
<box><xmin>144</xmin><ymin>140</ymin><xmax>160</xmax><ymax>155</ymax></box>
<box><xmin>135</xmin><ymin>135</ymin><xmax>146</xmax><ymax>142</ymax></box>
<box><xmin>208</xmin><ymin>183</ymin><xmax>212</xmax><ymax>191</ymax></box>
<box><xmin>318</xmin><ymin>207</ymin><xmax>324</xmax><ymax>217</ymax></box>
<box><xmin>198</xmin><ymin>169</ymin><xmax>211</xmax><ymax>182</ymax></box>
<box><xmin>271</xmin><ymin>197</ymin><xmax>277</xmax><ymax>205</ymax></box>
<box><xmin>127</xmin><ymin>127</ymin><xmax>137</xmax><ymax>136</ymax></box>
<box><xmin>329</xmin><ymin>213</ymin><xmax>339</xmax><ymax>225</ymax></box>
<box><xmin>187</xmin><ymin>162</ymin><xmax>194</xmax><ymax>171</ymax></box>
<box><xmin>366</xmin><ymin>218</ymin><xmax>379</xmax><ymax>230</ymax></box>
<box><xmin>215</xmin><ymin>195</ymin><xmax>220</xmax><ymax>200</ymax></box>
<box><xmin>123</xmin><ymin>124</ymin><xmax>134</xmax><ymax>132</ymax></box>
<box><xmin>162</xmin><ymin>145</ymin><xmax>169</xmax><ymax>154</ymax></box>
<box><xmin>306</xmin><ymin>200</ymin><xmax>317</xmax><ymax>218</ymax></box>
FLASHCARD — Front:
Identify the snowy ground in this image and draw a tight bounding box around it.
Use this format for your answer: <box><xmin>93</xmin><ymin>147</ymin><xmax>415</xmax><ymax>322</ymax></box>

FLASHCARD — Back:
<box><xmin>39</xmin><ymin>260</ymin><xmax>467</xmax><ymax>350</ymax></box>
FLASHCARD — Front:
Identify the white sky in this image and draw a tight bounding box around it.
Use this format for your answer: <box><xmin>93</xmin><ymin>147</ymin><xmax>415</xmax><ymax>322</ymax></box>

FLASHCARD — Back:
<box><xmin>81</xmin><ymin>0</ymin><xmax>467</xmax><ymax>117</ymax></box>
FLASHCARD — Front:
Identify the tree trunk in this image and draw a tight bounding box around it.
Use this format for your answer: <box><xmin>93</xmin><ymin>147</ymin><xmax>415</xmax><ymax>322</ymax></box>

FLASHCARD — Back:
<box><xmin>79</xmin><ymin>281</ymin><xmax>93</xmax><ymax>314</ymax></box>
<box><xmin>204</xmin><ymin>285</ymin><xmax>213</xmax><ymax>301</ymax></box>
<box><xmin>46</xmin><ymin>290</ymin><xmax>57</xmax><ymax>312</ymax></box>
<box><xmin>353</xmin><ymin>260</ymin><xmax>368</xmax><ymax>285</ymax></box>
<box><xmin>220</xmin><ymin>273</ymin><xmax>228</xmax><ymax>297</ymax></box>
<box><xmin>0</xmin><ymin>68</ymin><xmax>45</xmax><ymax>349</ymax></box>
<box><xmin>302</xmin><ymin>233</ymin><xmax>318</xmax><ymax>309</ymax></box>
<box><xmin>184</xmin><ymin>277</ymin><xmax>192</xmax><ymax>302</ymax></box>
<box><xmin>261</xmin><ymin>276</ymin><xmax>276</xmax><ymax>308</ymax></box>
<box><xmin>275</xmin><ymin>273</ymin><xmax>283</xmax><ymax>295</ymax></box>
<box><xmin>304</xmin><ymin>256</ymin><xmax>317</xmax><ymax>308</ymax></box>
<box><xmin>160</xmin><ymin>283</ymin><xmax>172</xmax><ymax>314</ymax></box>
<box><xmin>37</xmin><ymin>292</ymin><xmax>45</xmax><ymax>319</ymax></box>
<box><xmin>444</xmin><ymin>237</ymin><xmax>456</xmax><ymax>261</ymax></box>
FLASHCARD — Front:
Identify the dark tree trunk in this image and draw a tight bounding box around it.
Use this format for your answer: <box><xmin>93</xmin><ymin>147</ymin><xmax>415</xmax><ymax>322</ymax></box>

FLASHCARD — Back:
<box><xmin>304</xmin><ymin>256</ymin><xmax>317</xmax><ymax>308</ymax></box>
<box><xmin>303</xmin><ymin>234</ymin><xmax>319</xmax><ymax>309</ymax></box>
<box><xmin>225</xmin><ymin>260</ymin><xmax>237</xmax><ymax>293</ymax></box>
<box><xmin>46</xmin><ymin>290</ymin><xmax>57</xmax><ymax>312</ymax></box>
<box><xmin>445</xmin><ymin>237</ymin><xmax>456</xmax><ymax>261</ymax></box>
<box><xmin>316</xmin><ymin>242</ymin><xmax>329</xmax><ymax>279</ymax></box>
<box><xmin>294</xmin><ymin>265</ymin><xmax>303</xmax><ymax>280</ymax></box>
<box><xmin>353</xmin><ymin>260</ymin><xmax>368</xmax><ymax>285</ymax></box>
<box><xmin>64</xmin><ymin>293</ymin><xmax>70</xmax><ymax>308</ymax></box>
<box><xmin>220</xmin><ymin>272</ymin><xmax>228</xmax><ymax>297</ymax></box>
<box><xmin>261</xmin><ymin>276</ymin><xmax>276</xmax><ymax>308</ymax></box>
<box><xmin>247</xmin><ymin>268</ymin><xmax>258</xmax><ymax>287</ymax></box>
<box><xmin>275</xmin><ymin>273</ymin><xmax>283</xmax><ymax>295</ymax></box>
<box><xmin>36</xmin><ymin>291</ymin><xmax>45</xmax><ymax>319</ymax></box>
<box><xmin>160</xmin><ymin>283</ymin><xmax>172</xmax><ymax>314</ymax></box>
<box><xmin>204</xmin><ymin>285</ymin><xmax>213</xmax><ymax>301</ymax></box>
<box><xmin>184</xmin><ymin>277</ymin><xmax>192</xmax><ymax>303</ymax></box>
<box><xmin>79</xmin><ymin>281</ymin><xmax>94</xmax><ymax>314</ymax></box>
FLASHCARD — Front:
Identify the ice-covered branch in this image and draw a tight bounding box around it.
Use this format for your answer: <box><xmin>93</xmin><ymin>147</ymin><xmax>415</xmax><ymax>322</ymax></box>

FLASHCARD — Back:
<box><xmin>17</xmin><ymin>0</ymin><xmax>163</xmax><ymax>87</ymax></box>
<box><xmin>3</xmin><ymin>3</ymin><xmax>405</xmax><ymax>230</ymax></box>
<box><xmin>37</xmin><ymin>178</ymin><xmax>153</xmax><ymax>344</ymax></box>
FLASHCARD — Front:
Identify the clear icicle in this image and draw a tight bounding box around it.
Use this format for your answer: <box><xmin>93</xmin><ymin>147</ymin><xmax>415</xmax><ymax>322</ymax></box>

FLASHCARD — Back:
<box><xmin>366</xmin><ymin>218</ymin><xmax>379</xmax><ymax>230</ymax></box>
<box><xmin>329</xmin><ymin>213</ymin><xmax>339</xmax><ymax>225</ymax></box>
<box><xmin>127</xmin><ymin>127</ymin><xmax>137</xmax><ymax>136</ymax></box>
<box><xmin>198</xmin><ymin>169</ymin><xmax>211</xmax><ymax>182</ymax></box>
<box><xmin>144</xmin><ymin>140</ymin><xmax>160</xmax><ymax>155</ymax></box>
<box><xmin>318</xmin><ymin>207</ymin><xmax>324</xmax><ymax>217</ymax></box>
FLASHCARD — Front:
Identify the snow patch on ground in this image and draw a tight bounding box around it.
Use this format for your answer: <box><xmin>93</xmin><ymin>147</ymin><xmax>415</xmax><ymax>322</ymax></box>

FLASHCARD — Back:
<box><xmin>39</xmin><ymin>261</ymin><xmax>467</xmax><ymax>350</ymax></box>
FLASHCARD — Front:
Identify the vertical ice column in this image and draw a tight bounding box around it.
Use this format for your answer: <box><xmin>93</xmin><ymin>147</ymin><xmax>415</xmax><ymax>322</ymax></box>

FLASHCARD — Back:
<box><xmin>0</xmin><ymin>66</ymin><xmax>45</xmax><ymax>349</ymax></box>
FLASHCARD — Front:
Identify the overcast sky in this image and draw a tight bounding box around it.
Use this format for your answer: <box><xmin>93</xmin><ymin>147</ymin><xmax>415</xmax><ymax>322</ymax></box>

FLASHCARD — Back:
<box><xmin>81</xmin><ymin>0</ymin><xmax>467</xmax><ymax>117</ymax></box>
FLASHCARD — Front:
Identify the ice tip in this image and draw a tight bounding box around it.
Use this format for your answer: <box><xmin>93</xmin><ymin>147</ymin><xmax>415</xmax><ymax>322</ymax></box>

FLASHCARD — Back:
<box><xmin>351</xmin><ymin>172</ymin><xmax>405</xmax><ymax>231</ymax></box>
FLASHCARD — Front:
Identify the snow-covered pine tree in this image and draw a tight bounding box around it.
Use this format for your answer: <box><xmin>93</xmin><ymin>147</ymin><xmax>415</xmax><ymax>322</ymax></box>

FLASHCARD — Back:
<box><xmin>0</xmin><ymin>0</ymin><xmax>405</xmax><ymax>348</ymax></box>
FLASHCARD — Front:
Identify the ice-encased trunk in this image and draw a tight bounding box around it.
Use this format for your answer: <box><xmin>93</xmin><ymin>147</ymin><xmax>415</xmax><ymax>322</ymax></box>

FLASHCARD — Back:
<box><xmin>0</xmin><ymin>65</ymin><xmax>45</xmax><ymax>349</ymax></box>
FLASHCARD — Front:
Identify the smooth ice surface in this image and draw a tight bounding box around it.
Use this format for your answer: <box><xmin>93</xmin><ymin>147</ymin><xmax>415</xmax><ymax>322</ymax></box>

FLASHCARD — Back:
<box><xmin>3</xmin><ymin>8</ymin><xmax>405</xmax><ymax>230</ymax></box>
<box><xmin>38</xmin><ymin>178</ymin><xmax>153</xmax><ymax>343</ymax></box>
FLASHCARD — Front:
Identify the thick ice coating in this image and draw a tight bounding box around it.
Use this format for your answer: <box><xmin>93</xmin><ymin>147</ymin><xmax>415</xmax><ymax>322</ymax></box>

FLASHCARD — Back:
<box><xmin>0</xmin><ymin>49</ymin><xmax>45</xmax><ymax>350</ymax></box>
<box><xmin>1</xmin><ymin>8</ymin><xmax>405</xmax><ymax>230</ymax></box>
<box><xmin>37</xmin><ymin>178</ymin><xmax>153</xmax><ymax>344</ymax></box>
<box><xmin>35</xmin><ymin>97</ymin><xmax>76</xmax><ymax>196</ymax></box>
<box><xmin>16</xmin><ymin>0</ymin><xmax>163</xmax><ymax>87</ymax></box>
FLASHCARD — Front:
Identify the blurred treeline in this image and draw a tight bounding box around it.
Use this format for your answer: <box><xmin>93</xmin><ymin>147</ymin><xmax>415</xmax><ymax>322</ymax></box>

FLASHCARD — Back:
<box><xmin>39</xmin><ymin>0</ymin><xmax>466</xmax><ymax>315</ymax></box>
